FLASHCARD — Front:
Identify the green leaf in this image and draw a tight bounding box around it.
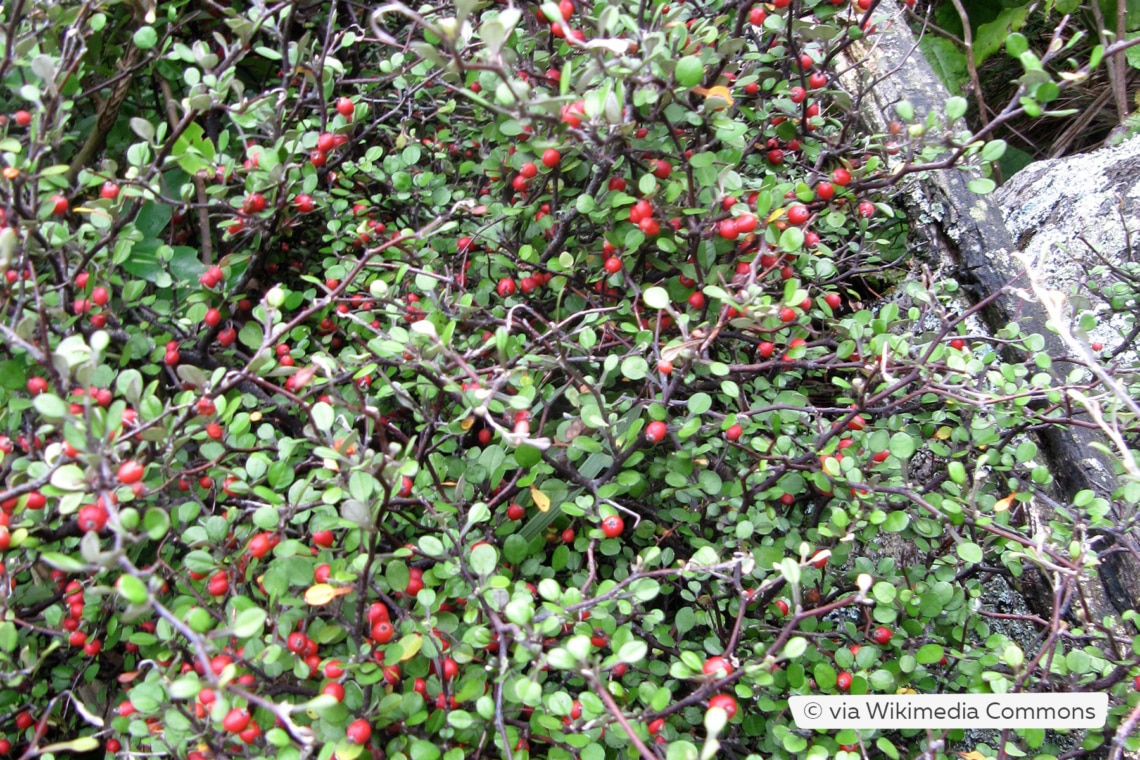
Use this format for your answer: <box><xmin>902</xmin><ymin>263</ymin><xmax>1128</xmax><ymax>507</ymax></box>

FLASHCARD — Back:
<box><xmin>232</xmin><ymin>608</ymin><xmax>267</xmax><ymax>638</ymax></box>
<box><xmin>876</xmin><ymin>737</ymin><xmax>900</xmax><ymax>760</ymax></box>
<box><xmin>503</xmin><ymin>534</ymin><xmax>529</xmax><ymax>564</ymax></box>
<box><xmin>116</xmin><ymin>574</ymin><xmax>149</xmax><ymax>605</ymax></box>
<box><xmin>40</xmin><ymin>552</ymin><xmax>91</xmax><ymax>573</ymax></box>
<box><xmin>312</xmin><ymin>402</ymin><xmax>334</xmax><ymax>432</ymax></box>
<box><xmin>514</xmin><ymin>444</ymin><xmax>542</xmax><ymax>468</ymax></box>
<box><xmin>916</xmin><ymin>644</ymin><xmax>944</xmax><ymax>665</ymax></box>
<box><xmin>947</xmin><ymin>460</ymin><xmax>967</xmax><ymax>483</ymax></box>
<box><xmin>470</xmin><ymin>542</ymin><xmax>498</xmax><ymax>577</ymax></box>
<box><xmin>617</xmin><ymin>640</ymin><xmax>647</xmax><ymax>664</ymax></box>
<box><xmin>643</xmin><ymin>287</ymin><xmax>670</xmax><ymax>310</ymax></box>
<box><xmin>956</xmin><ymin>542</ymin><xmax>983</xmax><ymax>564</ymax></box>
<box><xmin>133</xmin><ymin>26</ymin><xmax>159</xmax><ymax>49</ymax></box>
<box><xmin>981</xmin><ymin>139</ymin><xmax>1007</xmax><ymax>163</ymax></box>
<box><xmin>888</xmin><ymin>431</ymin><xmax>916</xmax><ymax>459</ymax></box>
<box><xmin>144</xmin><ymin>508</ymin><xmax>170</xmax><ymax>540</ymax></box>
<box><xmin>778</xmin><ymin>226</ymin><xmax>804</xmax><ymax>253</ymax></box>
<box><xmin>967</xmin><ymin>177</ymin><xmax>995</xmax><ymax>195</ymax></box>
<box><xmin>621</xmin><ymin>356</ymin><xmax>649</xmax><ymax>380</ymax></box>
<box><xmin>1005</xmin><ymin>32</ymin><xmax>1029</xmax><ymax>57</ymax></box>
<box><xmin>410</xmin><ymin>739</ymin><xmax>442</xmax><ymax>760</ymax></box>
<box><xmin>976</xmin><ymin>6</ymin><xmax>1030</xmax><ymax>65</ymax></box>
<box><xmin>945</xmin><ymin>96</ymin><xmax>967</xmax><ymax>121</ymax></box>
<box><xmin>40</xmin><ymin>737</ymin><xmax>101</xmax><ymax>754</ymax></box>
<box><xmin>675</xmin><ymin>56</ymin><xmax>704</xmax><ymax>88</ymax></box>
<box><xmin>33</xmin><ymin>393</ymin><xmax>68</xmax><ymax>419</ymax></box>
<box><xmin>687</xmin><ymin>393</ymin><xmax>712</xmax><ymax>415</ymax></box>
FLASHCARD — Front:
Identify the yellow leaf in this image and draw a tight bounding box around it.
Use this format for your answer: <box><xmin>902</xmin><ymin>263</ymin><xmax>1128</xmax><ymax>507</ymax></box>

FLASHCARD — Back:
<box><xmin>322</xmin><ymin>458</ymin><xmax>340</xmax><ymax>471</ymax></box>
<box><xmin>958</xmin><ymin>752</ymin><xmax>986</xmax><ymax>760</ymax></box>
<box><xmin>460</xmin><ymin>416</ymin><xmax>475</xmax><ymax>431</ymax></box>
<box><xmin>305</xmin><ymin>583</ymin><xmax>351</xmax><ymax>606</ymax></box>
<box><xmin>693</xmin><ymin>84</ymin><xmax>734</xmax><ymax>109</ymax></box>
<box><xmin>993</xmin><ymin>492</ymin><xmax>1018</xmax><ymax>513</ymax></box>
<box><xmin>531</xmin><ymin>485</ymin><xmax>551</xmax><ymax>512</ymax></box>
<box><xmin>766</xmin><ymin>206</ymin><xmax>787</xmax><ymax>224</ymax></box>
<box><xmin>398</xmin><ymin>633</ymin><xmax>423</xmax><ymax>661</ymax></box>
<box><xmin>933</xmin><ymin>426</ymin><xmax>953</xmax><ymax>440</ymax></box>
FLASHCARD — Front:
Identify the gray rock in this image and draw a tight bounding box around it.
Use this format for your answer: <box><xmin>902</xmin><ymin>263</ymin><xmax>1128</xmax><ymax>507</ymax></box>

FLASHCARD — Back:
<box><xmin>995</xmin><ymin>135</ymin><xmax>1140</xmax><ymax>364</ymax></box>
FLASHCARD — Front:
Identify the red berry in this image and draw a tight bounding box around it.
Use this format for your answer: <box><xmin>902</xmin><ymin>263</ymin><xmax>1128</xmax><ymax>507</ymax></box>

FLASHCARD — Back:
<box><xmin>725</xmin><ymin>424</ymin><xmax>743</xmax><ymax>442</ymax></box>
<box><xmin>836</xmin><ymin>671</ymin><xmax>852</xmax><ymax>691</ymax></box>
<box><xmin>774</xmin><ymin>599</ymin><xmax>789</xmax><ymax>615</ymax></box>
<box><xmin>601</xmin><ymin>514</ymin><xmax>624</xmax><ymax>538</ymax></box>
<box><xmin>857</xmin><ymin>201</ymin><xmax>875</xmax><ymax>219</ymax></box>
<box><xmin>26</xmin><ymin>377</ymin><xmax>48</xmax><ymax>395</ymax></box>
<box><xmin>542</xmin><ymin>149</ymin><xmax>561</xmax><ymax>168</ymax></box>
<box><xmin>787</xmin><ymin>205</ymin><xmax>809</xmax><ymax>225</ymax></box>
<box><xmin>520</xmin><ymin>162</ymin><xmax>538</xmax><ymax>179</ymax></box>
<box><xmin>645</xmin><ymin>420</ymin><xmax>667</xmax><ymax>443</ymax></box>
<box><xmin>77</xmin><ymin>503</ymin><xmax>108</xmax><ymax>532</ymax></box>
<box><xmin>651</xmin><ymin>159</ymin><xmax>672</xmax><ymax>179</ymax></box>
<box><xmin>832</xmin><ymin>167</ymin><xmax>851</xmax><ymax>186</ymax></box>
<box><xmin>496</xmin><ymin>277</ymin><xmax>517</xmax><ymax>298</ymax></box>
<box><xmin>688</xmin><ymin>292</ymin><xmax>706</xmax><ymax>310</ymax></box>
<box><xmin>604</xmin><ymin>257</ymin><xmax>622</xmax><ymax>274</ymax></box>
<box><xmin>718</xmin><ymin>219</ymin><xmax>739</xmax><ymax>240</ymax></box>
<box><xmin>779</xmin><ymin>307</ymin><xmax>797</xmax><ymax>323</ymax></box>
<box><xmin>294</xmin><ymin>194</ymin><xmax>315</xmax><ymax>213</ymax></box>
<box><xmin>207</xmin><ymin>571</ymin><xmax>229</xmax><ymax>596</ymax></box>
<box><xmin>735</xmin><ymin>213</ymin><xmax>757</xmax><ymax>233</ymax></box>
<box><xmin>204</xmin><ymin>308</ymin><xmax>222</xmax><ymax>327</ymax></box>
<box><xmin>950</xmin><ymin>338</ymin><xmax>966</xmax><ymax>350</ymax></box>
<box><xmin>50</xmin><ymin>195</ymin><xmax>69</xmax><ymax>216</ymax></box>
<box><xmin>707</xmin><ymin>694</ymin><xmax>738</xmax><ymax>719</ymax></box>
<box><xmin>608</xmin><ymin>176</ymin><xmax>627</xmax><ymax>191</ymax></box>
<box><xmin>657</xmin><ymin>360</ymin><xmax>673</xmax><ymax>375</ymax></box>
<box><xmin>336</xmin><ymin>97</ymin><xmax>355</xmax><ymax>118</ymax></box>
<box><xmin>648</xmin><ymin>718</ymin><xmax>665</xmax><ymax>735</ymax></box>
<box><xmin>825</xmin><ymin>293</ymin><xmax>841</xmax><ymax>310</ymax></box>
<box><xmin>287</xmin><ymin>631</ymin><xmax>308</xmax><ymax>653</ymax></box>
<box><xmin>100</xmin><ymin>181</ymin><xmax>120</xmax><ymax>200</ymax></box>
<box><xmin>117</xmin><ymin>460</ymin><xmax>144</xmax><ymax>485</ymax></box>
<box><xmin>248</xmin><ymin>532</ymin><xmax>272</xmax><ymax>559</ymax></box>
<box><xmin>703</xmin><ymin>656</ymin><xmax>733</xmax><ymax>676</ymax></box>
<box><xmin>222</xmin><ymin>708</ymin><xmax>251</xmax><ymax>733</ymax></box>
<box><xmin>749</xmin><ymin>7</ymin><xmax>766</xmax><ymax>25</ymax></box>
<box><xmin>507</xmin><ymin>503</ymin><xmax>525</xmax><ymax>521</ymax></box>
<box><xmin>310</xmin><ymin>150</ymin><xmax>327</xmax><ymax>167</ymax></box>
<box><xmin>13</xmin><ymin>110</ymin><xmax>32</xmax><ymax>127</ymax></box>
<box><xmin>371</xmin><ymin>621</ymin><xmax>394</xmax><ymax>643</ymax></box>
<box><xmin>871</xmin><ymin>626</ymin><xmax>892</xmax><ymax>645</ymax></box>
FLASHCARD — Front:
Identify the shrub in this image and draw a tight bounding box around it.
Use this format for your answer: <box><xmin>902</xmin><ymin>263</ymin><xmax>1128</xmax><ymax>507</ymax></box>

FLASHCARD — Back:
<box><xmin>0</xmin><ymin>0</ymin><xmax>1137</xmax><ymax>759</ymax></box>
